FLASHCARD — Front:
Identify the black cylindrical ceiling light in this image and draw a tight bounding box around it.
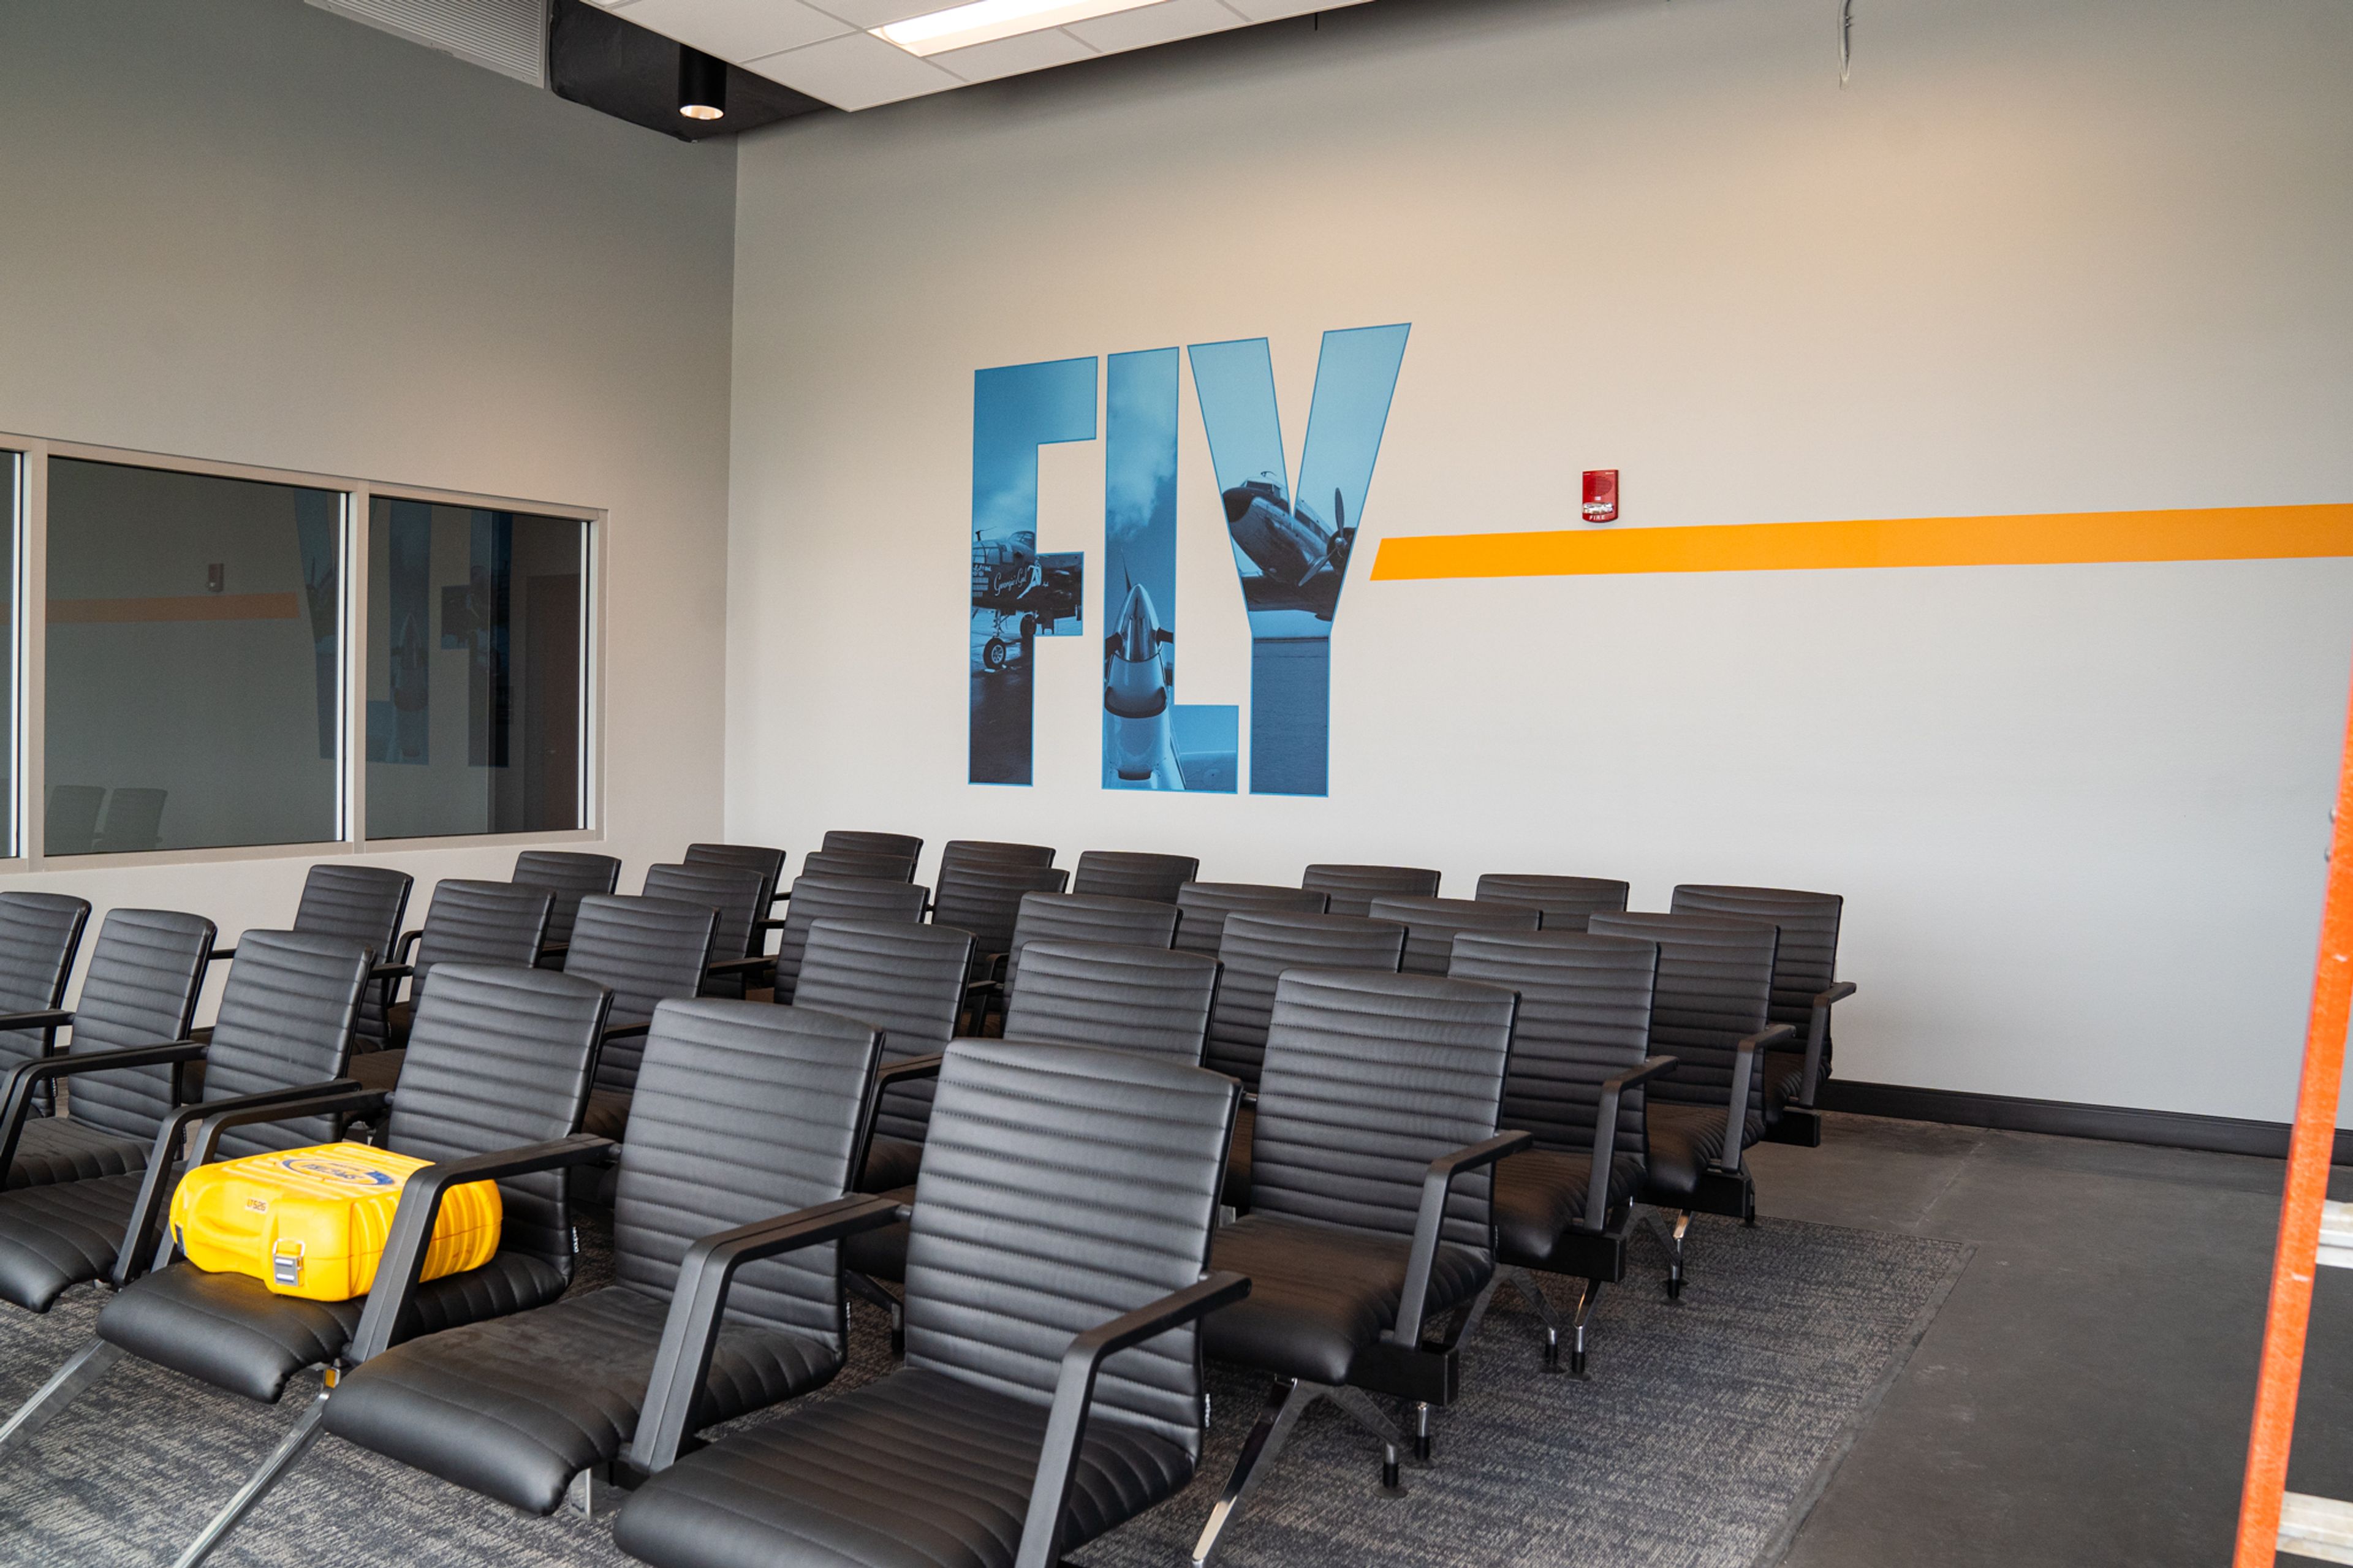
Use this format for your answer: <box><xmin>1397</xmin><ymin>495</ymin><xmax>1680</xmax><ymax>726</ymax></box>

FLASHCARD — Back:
<box><xmin>678</xmin><ymin>45</ymin><xmax>726</xmax><ymax>121</ymax></box>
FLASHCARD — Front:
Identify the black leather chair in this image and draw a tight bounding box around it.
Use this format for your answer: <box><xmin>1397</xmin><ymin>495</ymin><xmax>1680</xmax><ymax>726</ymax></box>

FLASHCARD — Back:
<box><xmin>821</xmin><ymin>829</ymin><xmax>923</xmax><ymax>865</ymax></box>
<box><xmin>682</xmin><ymin>843</ymin><xmax>788</xmax><ymax>912</ymax></box>
<box><xmin>44</xmin><ymin>784</ymin><xmax>105</xmax><ymax>855</ymax></box>
<box><xmin>1004</xmin><ymin>942</ymin><xmax>1219</xmax><ymax>1064</ymax></box>
<box><xmin>1670</xmin><ymin>884</ymin><xmax>1854</xmax><ymax>1145</ymax></box>
<box><xmin>801</xmin><ymin>847</ymin><xmax>919</xmax><ymax>884</ymax></box>
<box><xmin>357</xmin><ymin>878</ymin><xmax>554</xmax><ymax>1086</ymax></box>
<box><xmin>0</xmin><ymin>908</ymin><xmax>214</xmax><ymax>1192</ymax></box>
<box><xmin>1368</xmin><ymin>895</ymin><xmax>1541</xmax><ymax>975</ymax></box>
<box><xmin>1171</xmin><ymin>881</ymin><xmax>1327</xmax><ymax>956</ymax></box>
<box><xmin>511</xmin><ymin>849</ymin><xmax>623</xmax><ymax>957</ymax></box>
<box><xmin>1192</xmin><ymin>969</ymin><xmax>1523</xmax><ymax>1563</ymax></box>
<box><xmin>971</xmin><ymin>890</ymin><xmax>1180</xmax><ymax>1034</ymax></box>
<box><xmin>95</xmin><ymin>787</ymin><xmax>167</xmax><ymax>854</ymax></box>
<box><xmin>930</xmin><ymin>858</ymin><xmax>1066</xmax><ymax>1009</ymax></box>
<box><xmin>794</xmin><ymin>921</ymin><xmax>976</xmax><ymax>1200</ymax></box>
<box><xmin>1301</xmin><ymin>863</ymin><xmax>1442</xmax><ymax>917</ymax></box>
<box><xmin>1208</xmin><ymin>912</ymin><xmax>1407</xmax><ymax>1211</ymax></box>
<box><xmin>1474</xmin><ymin>873</ymin><xmax>1632</xmax><ymax>932</ymax></box>
<box><xmin>0</xmin><ymin>964</ymin><xmax>614</xmax><ymax>1565</ymax></box>
<box><xmin>0</xmin><ymin>931</ymin><xmax>370</xmax><ymax>1315</ymax></box>
<box><xmin>0</xmin><ymin>892</ymin><xmax>92</xmax><ymax>1078</ymax></box>
<box><xmin>1588</xmin><ymin>911</ymin><xmax>1791</xmax><ymax>1297</ymax></box>
<box><xmin>612</xmin><ymin>1039</ymin><xmax>1246</xmax><ymax>1568</ymax></box>
<box><xmin>1070</xmin><ymin>849</ymin><xmax>1200</xmax><ymax>904</ymax></box>
<box><xmin>319</xmin><ymin>997</ymin><xmax>883</xmax><ymax>1518</ymax></box>
<box><xmin>566</xmin><ymin>895</ymin><xmax>721</xmax><ymax>1143</ymax></box>
<box><xmin>644</xmin><ymin>862</ymin><xmax>768</xmax><ymax>998</ymax></box>
<box><xmin>1448</xmin><ymin>930</ymin><xmax>1669</xmax><ymax>1373</ymax></box>
<box><xmin>286</xmin><ymin>866</ymin><xmax>411</xmax><ymax>1054</ymax></box>
<box><xmin>770</xmin><ymin>874</ymin><xmax>930</xmax><ymax>1004</ymax></box>
<box><xmin>939</xmin><ymin>838</ymin><xmax>1057</xmax><ymax>871</ymax></box>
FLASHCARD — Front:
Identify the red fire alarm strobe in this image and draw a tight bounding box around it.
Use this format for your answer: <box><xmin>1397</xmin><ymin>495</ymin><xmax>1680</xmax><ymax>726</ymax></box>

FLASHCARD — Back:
<box><xmin>1582</xmin><ymin>469</ymin><xmax>1619</xmax><ymax>523</ymax></box>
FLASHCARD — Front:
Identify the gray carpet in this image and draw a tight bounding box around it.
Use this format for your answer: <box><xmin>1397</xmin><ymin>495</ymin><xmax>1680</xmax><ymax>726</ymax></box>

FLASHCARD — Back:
<box><xmin>0</xmin><ymin>1214</ymin><xmax>1967</xmax><ymax>1567</ymax></box>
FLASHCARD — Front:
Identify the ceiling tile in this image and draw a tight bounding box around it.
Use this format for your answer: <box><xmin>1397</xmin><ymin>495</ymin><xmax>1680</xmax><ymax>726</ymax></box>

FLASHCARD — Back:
<box><xmin>748</xmin><ymin>28</ymin><xmax>963</xmax><ymax>109</ymax></box>
<box><xmin>1222</xmin><ymin>0</ymin><xmax>1372</xmax><ymax>21</ymax></box>
<box><xmin>1065</xmin><ymin>0</ymin><xmax>1243</xmax><ymax>55</ymax></box>
<box><xmin>931</xmin><ymin>26</ymin><xmax>1097</xmax><ymax>84</ymax></box>
<box><xmin>624</xmin><ymin>0</ymin><xmax>851</xmax><ymax>64</ymax></box>
<box><xmin>808</xmin><ymin>0</ymin><xmax>955</xmax><ymax>27</ymax></box>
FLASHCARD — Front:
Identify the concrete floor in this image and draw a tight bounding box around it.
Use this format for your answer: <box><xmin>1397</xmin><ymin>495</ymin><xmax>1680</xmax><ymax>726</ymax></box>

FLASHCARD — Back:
<box><xmin>1754</xmin><ymin>1114</ymin><xmax>2352</xmax><ymax>1567</ymax></box>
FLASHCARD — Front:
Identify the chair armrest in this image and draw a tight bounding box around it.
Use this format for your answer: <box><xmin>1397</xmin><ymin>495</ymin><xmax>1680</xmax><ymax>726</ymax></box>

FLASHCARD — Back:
<box><xmin>346</xmin><ymin>1133</ymin><xmax>617</xmax><ymax>1363</ymax></box>
<box><xmin>1392</xmin><ymin>1129</ymin><xmax>1534</xmax><ymax>1346</ymax></box>
<box><xmin>393</xmin><ymin>931</ymin><xmax>423</xmax><ymax>965</ymax></box>
<box><xmin>1015</xmin><ymin>1271</ymin><xmax>1252</xmax><ymax>1568</ymax></box>
<box><xmin>538</xmin><ymin>941</ymin><xmax>570</xmax><ymax>962</ymax></box>
<box><xmin>771</xmin><ymin>889</ymin><xmax>790</xmax><ymax>906</ymax></box>
<box><xmin>1719</xmin><ymin>1024</ymin><xmax>1797</xmax><ymax>1175</ymax></box>
<box><xmin>874</xmin><ymin>1053</ymin><xmax>945</xmax><ymax>1091</ymax></box>
<box><xmin>601</xmin><ymin>1022</ymin><xmax>651</xmax><ymax>1042</ymax></box>
<box><xmin>1797</xmin><ymin>982</ymin><xmax>1857</xmax><ymax>1110</ymax></box>
<box><xmin>0</xmin><ymin>1009</ymin><xmax>73</xmax><ymax>1034</ymax></box>
<box><xmin>1582</xmin><ymin>1056</ymin><xmax>1680</xmax><ymax>1232</ymax></box>
<box><xmin>752</xmin><ymin>917</ymin><xmax>787</xmax><ymax>934</ymax></box>
<box><xmin>113</xmin><ymin>1077</ymin><xmax>365</xmax><ymax>1289</ymax></box>
<box><xmin>0</xmin><ymin>1040</ymin><xmax>208</xmax><ymax>1185</ymax></box>
<box><xmin>210</xmin><ymin>947</ymin><xmax>237</xmax><ymax>962</ymax></box>
<box><xmin>186</xmin><ymin>1086</ymin><xmax>393</xmax><ymax>1168</ymax></box>
<box><xmin>705</xmin><ymin>955</ymin><xmax>774</xmax><ymax>978</ymax></box>
<box><xmin>629</xmin><ymin>1193</ymin><xmax>910</xmax><ymax>1475</ymax></box>
<box><xmin>371</xmin><ymin>963</ymin><xmax>415</xmax><ymax>982</ymax></box>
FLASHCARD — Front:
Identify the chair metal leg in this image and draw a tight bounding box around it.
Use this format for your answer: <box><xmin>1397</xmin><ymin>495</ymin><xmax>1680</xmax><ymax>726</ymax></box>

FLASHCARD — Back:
<box><xmin>1448</xmin><ymin>1275</ymin><xmax>1499</xmax><ymax>1350</ymax></box>
<box><xmin>1507</xmin><ymin>1267</ymin><xmax>1565</xmax><ymax>1371</ymax></box>
<box><xmin>1192</xmin><ymin>1379</ymin><xmax>1314</xmax><ymax>1568</ymax></box>
<box><xmin>0</xmin><ymin>1339</ymin><xmax>123</xmax><ymax>1461</ymax></box>
<box><xmin>1326</xmin><ymin>1385</ymin><xmax>1408</xmax><ymax>1491</ymax></box>
<box><xmin>1411</xmin><ymin>1401</ymin><xmax>1433</xmax><ymax>1464</ymax></box>
<box><xmin>1570</xmin><ymin>1279</ymin><xmax>1602</xmax><ymax>1376</ymax></box>
<box><xmin>846</xmin><ymin>1271</ymin><xmax>906</xmax><ymax>1355</ymax></box>
<box><xmin>170</xmin><ymin>1386</ymin><xmax>330</xmax><ymax>1568</ymax></box>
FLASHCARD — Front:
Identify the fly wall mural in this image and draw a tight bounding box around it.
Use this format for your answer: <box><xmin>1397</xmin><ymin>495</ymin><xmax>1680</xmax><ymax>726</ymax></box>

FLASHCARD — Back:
<box><xmin>968</xmin><ymin>325</ymin><xmax>1409</xmax><ymax>797</ymax></box>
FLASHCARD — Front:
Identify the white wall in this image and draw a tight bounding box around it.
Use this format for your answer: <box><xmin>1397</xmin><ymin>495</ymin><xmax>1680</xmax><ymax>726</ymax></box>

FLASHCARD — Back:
<box><xmin>725</xmin><ymin>0</ymin><xmax>2353</xmax><ymax>1123</ymax></box>
<box><xmin>0</xmin><ymin>0</ymin><xmax>737</xmax><ymax>1011</ymax></box>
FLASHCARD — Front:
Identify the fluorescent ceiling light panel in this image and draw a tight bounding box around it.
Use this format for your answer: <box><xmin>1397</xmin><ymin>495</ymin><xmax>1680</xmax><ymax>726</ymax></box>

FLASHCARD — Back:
<box><xmin>876</xmin><ymin>0</ymin><xmax>1173</xmax><ymax>57</ymax></box>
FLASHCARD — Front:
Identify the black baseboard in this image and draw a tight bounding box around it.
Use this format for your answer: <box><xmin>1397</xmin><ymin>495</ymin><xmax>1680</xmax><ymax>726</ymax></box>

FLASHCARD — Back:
<box><xmin>1817</xmin><ymin>1079</ymin><xmax>2353</xmax><ymax>1167</ymax></box>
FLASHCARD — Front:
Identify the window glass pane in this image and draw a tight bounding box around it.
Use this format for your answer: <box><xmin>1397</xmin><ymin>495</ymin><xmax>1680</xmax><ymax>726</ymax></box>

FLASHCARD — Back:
<box><xmin>365</xmin><ymin>499</ymin><xmax>585</xmax><ymax>839</ymax></box>
<box><xmin>45</xmin><ymin>458</ymin><xmax>343</xmax><ymax>854</ymax></box>
<box><xmin>0</xmin><ymin>452</ymin><xmax>17</xmax><ymax>858</ymax></box>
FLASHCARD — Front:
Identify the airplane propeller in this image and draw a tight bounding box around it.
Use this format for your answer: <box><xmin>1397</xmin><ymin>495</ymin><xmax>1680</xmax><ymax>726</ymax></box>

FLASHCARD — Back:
<box><xmin>1326</xmin><ymin>488</ymin><xmax>1354</xmax><ymax>570</ymax></box>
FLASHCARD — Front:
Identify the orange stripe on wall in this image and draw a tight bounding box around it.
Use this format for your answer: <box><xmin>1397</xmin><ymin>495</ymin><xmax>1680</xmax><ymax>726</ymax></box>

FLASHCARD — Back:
<box><xmin>1368</xmin><ymin>504</ymin><xmax>2353</xmax><ymax>581</ymax></box>
<box><xmin>47</xmin><ymin>593</ymin><xmax>303</xmax><ymax>624</ymax></box>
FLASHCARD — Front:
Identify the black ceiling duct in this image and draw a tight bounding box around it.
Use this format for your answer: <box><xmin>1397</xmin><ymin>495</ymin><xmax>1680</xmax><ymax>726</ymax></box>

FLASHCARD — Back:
<box><xmin>548</xmin><ymin>0</ymin><xmax>824</xmax><ymax>142</ymax></box>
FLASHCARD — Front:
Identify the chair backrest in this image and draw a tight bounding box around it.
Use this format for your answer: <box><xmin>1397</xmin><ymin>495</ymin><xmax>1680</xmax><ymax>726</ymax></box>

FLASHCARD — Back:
<box><xmin>904</xmin><ymin>1039</ymin><xmax>1235</xmax><ymax>1456</ymax></box>
<box><xmin>510</xmin><ymin>850</ymin><xmax>622</xmax><ymax>948</ymax></box>
<box><xmin>1302</xmin><ymin>863</ymin><xmax>1442</xmax><ymax>917</ymax></box>
<box><xmin>385</xmin><ymin>964</ymin><xmax>611</xmax><ymax>1273</ymax></box>
<box><xmin>1171</xmin><ymin>882</ymin><xmax>1327</xmax><ymax>956</ymax></box>
<box><xmin>1070</xmin><ymin>850</ymin><xmax>1201</xmax><ymax>905</ymax></box>
<box><xmin>1474</xmin><ymin>873</ymin><xmax>1632</xmax><ymax>933</ymax></box>
<box><xmin>1670</xmin><ymin>884</ymin><xmax>1844</xmax><ymax>1039</ymax></box>
<box><xmin>1250</xmin><ymin>969</ymin><xmax>1517</xmax><ymax>1256</ymax></box>
<box><xmin>801</xmin><ymin>848</ymin><xmax>917</xmax><ymax>884</ymax></box>
<box><xmin>0</xmin><ymin>892</ymin><xmax>90</xmax><ymax>1072</ymax></box>
<box><xmin>772</xmin><ymin>874</ymin><xmax>928</xmax><ymax>1002</ymax></box>
<box><xmin>202</xmin><ymin>930</ymin><xmax>373</xmax><ymax>1158</ymax></box>
<box><xmin>1205</xmin><ymin>911</ymin><xmax>1405</xmax><ymax>1090</ymax></box>
<box><xmin>1001</xmin><ymin>942</ymin><xmax>1219</xmax><ymax>1064</ymax></box>
<box><xmin>642</xmin><ymin>862</ymin><xmax>765</xmax><ymax>981</ymax></box>
<box><xmin>613</xmin><ymin>998</ymin><xmax>881</xmax><ymax>1354</ymax></box>
<box><xmin>822</xmin><ymin>830</ymin><xmax>924</xmax><ymax>864</ymax></box>
<box><xmin>95</xmin><ymin>787</ymin><xmax>167</xmax><ymax>853</ymax></box>
<box><xmin>413</xmin><ymin>881</ymin><xmax>554</xmax><ymax>999</ymax></box>
<box><xmin>58</xmin><ymin>908</ymin><xmax>216</xmax><ymax>1147</ymax></box>
<box><xmin>681</xmin><ymin>843</ymin><xmax>788</xmax><ymax>915</ymax></box>
<box><xmin>564</xmin><ymin>895</ymin><xmax>718</xmax><ymax>1100</ymax></box>
<box><xmin>292</xmin><ymin>866</ymin><xmax>411</xmax><ymax>1051</ymax></box>
<box><xmin>1588</xmin><ymin>912</ymin><xmax>1777</xmax><ymax>1116</ymax></box>
<box><xmin>1449</xmin><ymin>930</ymin><xmax>1658</xmax><ymax>1157</ymax></box>
<box><xmin>1003</xmin><ymin>891</ymin><xmax>1179</xmax><ymax>992</ymax></box>
<box><xmin>939</xmin><ymin>839</ymin><xmax>1057</xmax><ymax>872</ymax></box>
<box><xmin>44</xmin><ymin>785</ymin><xmax>105</xmax><ymax>855</ymax></box>
<box><xmin>1367</xmin><ymin>895</ymin><xmax>1542</xmax><ymax>975</ymax></box>
<box><xmin>792</xmin><ymin>920</ymin><xmax>975</xmax><ymax>1157</ymax></box>
<box><xmin>930</xmin><ymin>860</ymin><xmax>1069</xmax><ymax>960</ymax></box>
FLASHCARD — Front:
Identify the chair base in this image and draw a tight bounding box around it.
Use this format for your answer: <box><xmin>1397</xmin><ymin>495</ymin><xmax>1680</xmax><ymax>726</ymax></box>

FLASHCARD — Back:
<box><xmin>1686</xmin><ymin>1165</ymin><xmax>1756</xmax><ymax>1222</ymax></box>
<box><xmin>1764</xmin><ymin>1109</ymin><xmax>1823</xmax><ymax>1147</ymax></box>
<box><xmin>1192</xmin><ymin>1379</ymin><xmax>1422</xmax><ymax>1567</ymax></box>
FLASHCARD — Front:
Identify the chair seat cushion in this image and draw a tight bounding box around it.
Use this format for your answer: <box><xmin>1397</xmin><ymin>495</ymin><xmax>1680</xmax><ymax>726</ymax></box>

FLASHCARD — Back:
<box><xmin>582</xmin><ymin>1088</ymin><xmax>632</xmax><ymax>1143</ymax></box>
<box><xmin>1203</xmin><ymin>1214</ymin><xmax>1491</xmax><ymax>1387</ymax></box>
<box><xmin>0</xmin><ymin>1170</ymin><xmax>147</xmax><ymax>1311</ymax></box>
<box><xmin>841</xmin><ymin>1185</ymin><xmax>915</xmax><ymax>1285</ymax></box>
<box><xmin>324</xmin><ymin>1284</ymin><xmax>839</xmax><ymax>1516</ymax></box>
<box><xmin>1640</xmin><ymin>1103</ymin><xmax>1765</xmax><ymax>1203</ymax></box>
<box><xmin>856</xmin><ymin>1135</ymin><xmax>922</xmax><ymax>1195</ymax></box>
<box><xmin>1221</xmin><ymin>1102</ymin><xmax>1254</xmax><ymax>1210</ymax></box>
<box><xmin>613</xmin><ymin>1365</ymin><xmax>1194</xmax><ymax>1568</ymax></box>
<box><xmin>96</xmin><ymin>1248</ymin><xmax>569</xmax><ymax>1404</ymax></box>
<box><xmin>4</xmin><ymin>1115</ymin><xmax>148</xmax><ymax>1191</ymax></box>
<box><xmin>1491</xmin><ymin>1149</ymin><xmax>1643</xmax><ymax>1269</ymax></box>
<box><xmin>344</xmin><ymin>1048</ymin><xmax>404</xmax><ymax>1094</ymax></box>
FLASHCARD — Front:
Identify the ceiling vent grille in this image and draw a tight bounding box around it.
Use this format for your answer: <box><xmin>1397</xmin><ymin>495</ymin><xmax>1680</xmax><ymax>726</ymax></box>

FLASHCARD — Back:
<box><xmin>306</xmin><ymin>0</ymin><xmax>550</xmax><ymax>88</ymax></box>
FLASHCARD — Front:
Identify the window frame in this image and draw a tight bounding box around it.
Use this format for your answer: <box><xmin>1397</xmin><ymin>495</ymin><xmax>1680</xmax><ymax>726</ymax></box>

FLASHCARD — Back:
<box><xmin>0</xmin><ymin>431</ymin><xmax>604</xmax><ymax>870</ymax></box>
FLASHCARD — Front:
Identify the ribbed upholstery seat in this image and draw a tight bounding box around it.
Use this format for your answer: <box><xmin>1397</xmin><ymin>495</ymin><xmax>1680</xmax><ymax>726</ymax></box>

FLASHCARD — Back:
<box><xmin>1000</xmin><ymin>892</ymin><xmax>1179</xmax><ymax>994</ymax></box>
<box><xmin>0</xmin><ymin>931</ymin><xmax>369</xmax><ymax>1313</ymax></box>
<box><xmin>771</xmin><ymin>874</ymin><xmax>928</xmax><ymax>1003</ymax></box>
<box><xmin>1002</xmin><ymin>943</ymin><xmax>1218</xmax><ymax>1064</ymax></box>
<box><xmin>1670</xmin><ymin>884</ymin><xmax>1847</xmax><ymax>1115</ymax></box>
<box><xmin>1171</xmin><ymin>882</ymin><xmax>1327</xmax><ymax>956</ymax></box>
<box><xmin>821</xmin><ymin>830</ymin><xmax>924</xmax><ymax>864</ymax></box>
<box><xmin>1472</xmin><ymin>873</ymin><xmax>1632</xmax><ymax>933</ymax></box>
<box><xmin>644</xmin><ymin>862</ymin><xmax>767</xmax><ymax>998</ymax></box>
<box><xmin>0</xmin><ymin>892</ymin><xmax>91</xmax><ymax>1075</ymax></box>
<box><xmin>2</xmin><ymin>909</ymin><xmax>214</xmax><ymax>1192</ymax></box>
<box><xmin>289</xmin><ymin>866</ymin><xmax>409</xmax><ymax>1052</ymax></box>
<box><xmin>322</xmin><ymin>999</ymin><xmax>881</xmax><ymax>1515</ymax></box>
<box><xmin>1301</xmin><ymin>863</ymin><xmax>1441</xmax><ymax>917</ymax></box>
<box><xmin>790</xmin><ymin>922</ymin><xmax>974</xmax><ymax>1200</ymax></box>
<box><xmin>1070</xmin><ymin>850</ymin><xmax>1201</xmax><ymax>904</ymax></box>
<box><xmin>1367</xmin><ymin>895</ymin><xmax>1541</xmax><ymax>975</ymax></box>
<box><xmin>801</xmin><ymin>848</ymin><xmax>918</xmax><ymax>883</ymax></box>
<box><xmin>613</xmin><ymin>1039</ymin><xmax>1237</xmax><ymax>1568</ymax></box>
<box><xmin>682</xmin><ymin>844</ymin><xmax>788</xmax><ymax>915</ymax></box>
<box><xmin>564</xmin><ymin>896</ymin><xmax>718</xmax><ymax>1142</ymax></box>
<box><xmin>510</xmin><ymin>850</ymin><xmax>621</xmax><ymax>950</ymax></box>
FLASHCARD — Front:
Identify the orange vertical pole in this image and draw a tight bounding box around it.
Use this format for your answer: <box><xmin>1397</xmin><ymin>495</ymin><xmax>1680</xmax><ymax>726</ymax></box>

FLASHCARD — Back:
<box><xmin>2234</xmin><ymin>651</ymin><xmax>2353</xmax><ymax>1568</ymax></box>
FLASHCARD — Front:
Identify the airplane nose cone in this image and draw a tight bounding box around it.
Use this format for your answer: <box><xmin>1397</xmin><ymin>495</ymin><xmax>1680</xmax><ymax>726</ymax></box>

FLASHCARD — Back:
<box><xmin>1118</xmin><ymin>583</ymin><xmax>1159</xmax><ymax>663</ymax></box>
